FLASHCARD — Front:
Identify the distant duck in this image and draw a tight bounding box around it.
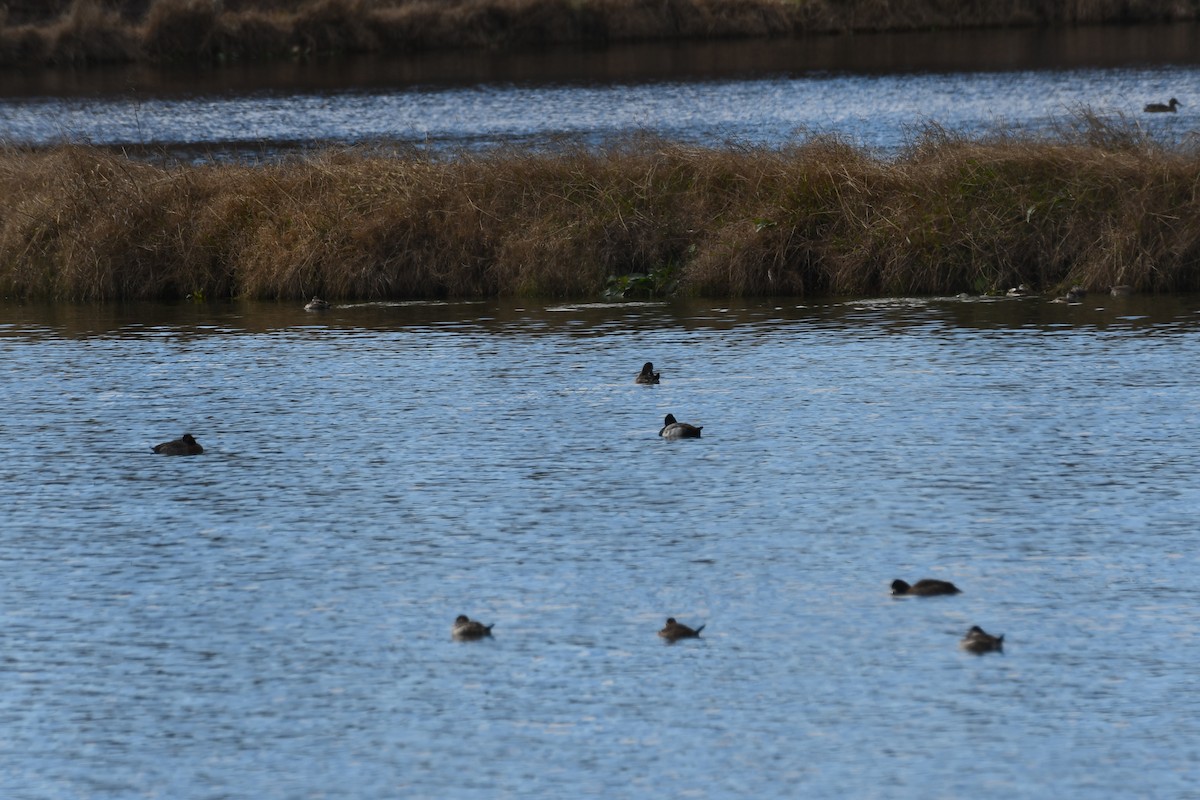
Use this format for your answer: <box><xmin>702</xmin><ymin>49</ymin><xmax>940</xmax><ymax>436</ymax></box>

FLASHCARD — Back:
<box><xmin>1051</xmin><ymin>285</ymin><xmax>1087</xmax><ymax>304</ymax></box>
<box><xmin>891</xmin><ymin>578</ymin><xmax>962</xmax><ymax>597</ymax></box>
<box><xmin>452</xmin><ymin>615</ymin><xmax>494</xmax><ymax>640</ymax></box>
<box><xmin>1006</xmin><ymin>284</ymin><xmax>1034</xmax><ymax>297</ymax></box>
<box><xmin>659</xmin><ymin>617</ymin><xmax>705</xmax><ymax>641</ymax></box>
<box><xmin>636</xmin><ymin>362</ymin><xmax>661</xmax><ymax>384</ymax></box>
<box><xmin>1110</xmin><ymin>285</ymin><xmax>1134</xmax><ymax>297</ymax></box>
<box><xmin>304</xmin><ymin>297</ymin><xmax>331</xmax><ymax>311</ymax></box>
<box><xmin>151</xmin><ymin>433</ymin><xmax>203</xmax><ymax>456</ymax></box>
<box><xmin>659</xmin><ymin>413</ymin><xmax>702</xmax><ymax>439</ymax></box>
<box><xmin>960</xmin><ymin>625</ymin><xmax>1004</xmax><ymax>654</ymax></box>
<box><xmin>1144</xmin><ymin>98</ymin><xmax>1181</xmax><ymax>113</ymax></box>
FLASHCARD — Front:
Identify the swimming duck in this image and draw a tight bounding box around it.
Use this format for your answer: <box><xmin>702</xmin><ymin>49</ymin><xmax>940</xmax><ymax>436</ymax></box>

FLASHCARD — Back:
<box><xmin>452</xmin><ymin>615</ymin><xmax>494</xmax><ymax>640</ymax></box>
<box><xmin>960</xmin><ymin>625</ymin><xmax>1004</xmax><ymax>654</ymax></box>
<box><xmin>304</xmin><ymin>297</ymin><xmax>331</xmax><ymax>311</ymax></box>
<box><xmin>658</xmin><ymin>617</ymin><xmax>705</xmax><ymax>641</ymax></box>
<box><xmin>1144</xmin><ymin>98</ymin><xmax>1181</xmax><ymax>113</ymax></box>
<box><xmin>659</xmin><ymin>414</ymin><xmax>702</xmax><ymax>438</ymax></box>
<box><xmin>891</xmin><ymin>578</ymin><xmax>962</xmax><ymax>597</ymax></box>
<box><xmin>1051</xmin><ymin>285</ymin><xmax>1087</xmax><ymax>304</ymax></box>
<box><xmin>151</xmin><ymin>433</ymin><xmax>203</xmax><ymax>456</ymax></box>
<box><xmin>1006</xmin><ymin>284</ymin><xmax>1033</xmax><ymax>297</ymax></box>
<box><xmin>1109</xmin><ymin>285</ymin><xmax>1133</xmax><ymax>297</ymax></box>
<box><xmin>636</xmin><ymin>362</ymin><xmax>661</xmax><ymax>384</ymax></box>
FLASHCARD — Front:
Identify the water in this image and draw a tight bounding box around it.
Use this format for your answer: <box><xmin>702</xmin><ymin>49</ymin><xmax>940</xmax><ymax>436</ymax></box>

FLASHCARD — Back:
<box><xmin>2</xmin><ymin>26</ymin><xmax>1198</xmax><ymax>156</ymax></box>
<box><xmin>2</xmin><ymin>295</ymin><xmax>1199</xmax><ymax>798</ymax></box>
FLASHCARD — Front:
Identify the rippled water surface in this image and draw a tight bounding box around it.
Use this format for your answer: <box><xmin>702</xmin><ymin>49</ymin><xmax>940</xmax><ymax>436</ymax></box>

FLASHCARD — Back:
<box><xmin>2</xmin><ymin>26</ymin><xmax>1198</xmax><ymax>156</ymax></box>
<box><xmin>2</xmin><ymin>295</ymin><xmax>1199</xmax><ymax>798</ymax></box>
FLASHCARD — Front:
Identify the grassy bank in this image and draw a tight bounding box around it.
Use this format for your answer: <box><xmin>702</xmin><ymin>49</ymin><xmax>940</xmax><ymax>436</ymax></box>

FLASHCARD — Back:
<box><xmin>1</xmin><ymin>122</ymin><xmax>1199</xmax><ymax>302</ymax></box>
<box><xmin>2</xmin><ymin>0</ymin><xmax>1200</xmax><ymax>67</ymax></box>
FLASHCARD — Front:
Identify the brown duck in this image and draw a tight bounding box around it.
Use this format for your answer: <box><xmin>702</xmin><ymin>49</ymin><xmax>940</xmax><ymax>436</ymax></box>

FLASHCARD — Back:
<box><xmin>658</xmin><ymin>617</ymin><xmax>705</xmax><ymax>641</ymax></box>
<box><xmin>960</xmin><ymin>625</ymin><xmax>1004</xmax><ymax>654</ymax></box>
<box><xmin>636</xmin><ymin>362</ymin><xmax>661</xmax><ymax>384</ymax></box>
<box><xmin>452</xmin><ymin>615</ymin><xmax>494</xmax><ymax>640</ymax></box>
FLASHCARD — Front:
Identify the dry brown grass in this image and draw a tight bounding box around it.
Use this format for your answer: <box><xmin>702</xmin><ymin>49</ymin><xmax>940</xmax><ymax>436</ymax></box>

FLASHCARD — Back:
<box><xmin>1</xmin><ymin>0</ymin><xmax>1198</xmax><ymax>66</ymax></box>
<box><xmin>2</xmin><ymin>125</ymin><xmax>1199</xmax><ymax>302</ymax></box>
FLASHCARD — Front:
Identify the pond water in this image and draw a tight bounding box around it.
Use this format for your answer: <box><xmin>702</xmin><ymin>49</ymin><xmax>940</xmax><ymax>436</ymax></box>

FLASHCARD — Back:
<box><xmin>1</xmin><ymin>25</ymin><xmax>1198</xmax><ymax>157</ymax></box>
<box><xmin>2</xmin><ymin>294</ymin><xmax>1199</xmax><ymax>798</ymax></box>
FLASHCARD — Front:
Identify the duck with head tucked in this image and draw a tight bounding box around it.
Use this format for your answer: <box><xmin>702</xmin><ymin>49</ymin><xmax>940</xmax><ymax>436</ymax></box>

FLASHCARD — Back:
<box><xmin>151</xmin><ymin>433</ymin><xmax>204</xmax><ymax>456</ymax></box>
<box><xmin>659</xmin><ymin>617</ymin><xmax>705</xmax><ymax>642</ymax></box>
<box><xmin>452</xmin><ymin>615</ymin><xmax>494</xmax><ymax>640</ymax></box>
<box><xmin>891</xmin><ymin>578</ymin><xmax>962</xmax><ymax>597</ymax></box>
<box><xmin>304</xmin><ymin>297</ymin><xmax>331</xmax><ymax>311</ymax></box>
<box><xmin>960</xmin><ymin>625</ymin><xmax>1004</xmax><ymax>654</ymax></box>
<box><xmin>636</xmin><ymin>362</ymin><xmax>661</xmax><ymax>384</ymax></box>
<box><xmin>659</xmin><ymin>414</ymin><xmax>702</xmax><ymax>439</ymax></box>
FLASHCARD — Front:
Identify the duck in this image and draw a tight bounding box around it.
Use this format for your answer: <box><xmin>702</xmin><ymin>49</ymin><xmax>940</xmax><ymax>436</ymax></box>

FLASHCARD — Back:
<box><xmin>891</xmin><ymin>578</ymin><xmax>962</xmax><ymax>597</ymax></box>
<box><xmin>658</xmin><ymin>617</ymin><xmax>705</xmax><ymax>641</ymax></box>
<box><xmin>960</xmin><ymin>625</ymin><xmax>1004</xmax><ymax>654</ymax></box>
<box><xmin>636</xmin><ymin>362</ymin><xmax>661</xmax><ymax>384</ymax></box>
<box><xmin>1051</xmin><ymin>285</ymin><xmax>1087</xmax><ymax>304</ymax></box>
<box><xmin>452</xmin><ymin>615</ymin><xmax>494</xmax><ymax>640</ymax></box>
<box><xmin>659</xmin><ymin>413</ymin><xmax>702</xmax><ymax>438</ymax></box>
<box><xmin>1144</xmin><ymin>98</ymin><xmax>1181</xmax><ymax>113</ymax></box>
<box><xmin>1006</xmin><ymin>284</ymin><xmax>1034</xmax><ymax>297</ymax></box>
<box><xmin>1109</xmin><ymin>285</ymin><xmax>1134</xmax><ymax>297</ymax></box>
<box><xmin>151</xmin><ymin>433</ymin><xmax>203</xmax><ymax>456</ymax></box>
<box><xmin>304</xmin><ymin>297</ymin><xmax>331</xmax><ymax>311</ymax></box>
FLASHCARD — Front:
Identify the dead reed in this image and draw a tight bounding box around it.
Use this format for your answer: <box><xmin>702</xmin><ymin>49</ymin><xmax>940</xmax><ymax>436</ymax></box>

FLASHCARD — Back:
<box><xmin>2</xmin><ymin>0</ymin><xmax>1198</xmax><ymax>66</ymax></box>
<box><xmin>1</xmin><ymin>123</ymin><xmax>1198</xmax><ymax>302</ymax></box>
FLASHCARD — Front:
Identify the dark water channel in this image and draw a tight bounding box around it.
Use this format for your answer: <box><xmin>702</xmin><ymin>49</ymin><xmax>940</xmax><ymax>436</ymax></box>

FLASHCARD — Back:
<box><xmin>2</xmin><ymin>294</ymin><xmax>1200</xmax><ymax>798</ymax></box>
<box><xmin>1</xmin><ymin>24</ymin><xmax>1197</xmax><ymax>158</ymax></box>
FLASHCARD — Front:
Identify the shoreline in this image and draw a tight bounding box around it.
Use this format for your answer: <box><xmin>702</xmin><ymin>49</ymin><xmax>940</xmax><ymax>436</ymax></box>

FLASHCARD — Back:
<box><xmin>5</xmin><ymin>23</ymin><xmax>1200</xmax><ymax>100</ymax></box>
<box><xmin>2</xmin><ymin>0</ymin><xmax>1199</xmax><ymax>70</ymax></box>
<box><xmin>2</xmin><ymin>120</ymin><xmax>1198</xmax><ymax>303</ymax></box>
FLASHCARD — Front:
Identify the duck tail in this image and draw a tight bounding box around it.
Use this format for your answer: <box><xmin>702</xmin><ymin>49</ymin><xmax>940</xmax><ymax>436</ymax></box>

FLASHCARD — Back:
<box><xmin>695</xmin><ymin>624</ymin><xmax>706</xmax><ymax>635</ymax></box>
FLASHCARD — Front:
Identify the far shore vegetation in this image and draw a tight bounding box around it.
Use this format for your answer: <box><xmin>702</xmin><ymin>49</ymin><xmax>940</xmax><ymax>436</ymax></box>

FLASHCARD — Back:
<box><xmin>2</xmin><ymin>116</ymin><xmax>1198</xmax><ymax>302</ymax></box>
<box><xmin>1</xmin><ymin>0</ymin><xmax>1199</xmax><ymax>68</ymax></box>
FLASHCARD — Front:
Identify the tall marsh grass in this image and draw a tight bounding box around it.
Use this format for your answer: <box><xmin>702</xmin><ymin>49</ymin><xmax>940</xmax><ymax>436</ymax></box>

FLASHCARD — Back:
<box><xmin>2</xmin><ymin>0</ymin><xmax>1199</xmax><ymax>66</ymax></box>
<box><xmin>2</xmin><ymin>124</ymin><xmax>1199</xmax><ymax>301</ymax></box>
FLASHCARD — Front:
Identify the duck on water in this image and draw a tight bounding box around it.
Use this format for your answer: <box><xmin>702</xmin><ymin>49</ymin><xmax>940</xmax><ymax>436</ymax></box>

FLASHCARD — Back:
<box><xmin>659</xmin><ymin>414</ymin><xmax>702</xmax><ymax>438</ymax></box>
<box><xmin>1144</xmin><ymin>98</ymin><xmax>1181</xmax><ymax>113</ymax></box>
<box><xmin>891</xmin><ymin>578</ymin><xmax>962</xmax><ymax>597</ymax></box>
<box><xmin>659</xmin><ymin>618</ymin><xmax>705</xmax><ymax>641</ymax></box>
<box><xmin>960</xmin><ymin>625</ymin><xmax>1004</xmax><ymax>654</ymax></box>
<box><xmin>152</xmin><ymin>433</ymin><xmax>203</xmax><ymax>455</ymax></box>
<box><xmin>452</xmin><ymin>615</ymin><xmax>494</xmax><ymax>640</ymax></box>
<box><xmin>636</xmin><ymin>362</ymin><xmax>660</xmax><ymax>384</ymax></box>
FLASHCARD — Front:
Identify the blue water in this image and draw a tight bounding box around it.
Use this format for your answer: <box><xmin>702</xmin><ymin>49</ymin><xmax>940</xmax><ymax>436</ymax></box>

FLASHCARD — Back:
<box><xmin>2</xmin><ymin>295</ymin><xmax>1199</xmax><ymax>798</ymax></box>
<box><xmin>1</xmin><ymin>63</ymin><xmax>1196</xmax><ymax>156</ymax></box>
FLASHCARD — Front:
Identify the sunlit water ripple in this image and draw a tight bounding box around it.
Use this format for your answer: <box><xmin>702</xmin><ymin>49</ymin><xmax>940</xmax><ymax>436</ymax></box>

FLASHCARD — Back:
<box><xmin>2</xmin><ymin>64</ymin><xmax>1197</xmax><ymax>156</ymax></box>
<box><xmin>1</xmin><ymin>296</ymin><xmax>1198</xmax><ymax>798</ymax></box>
